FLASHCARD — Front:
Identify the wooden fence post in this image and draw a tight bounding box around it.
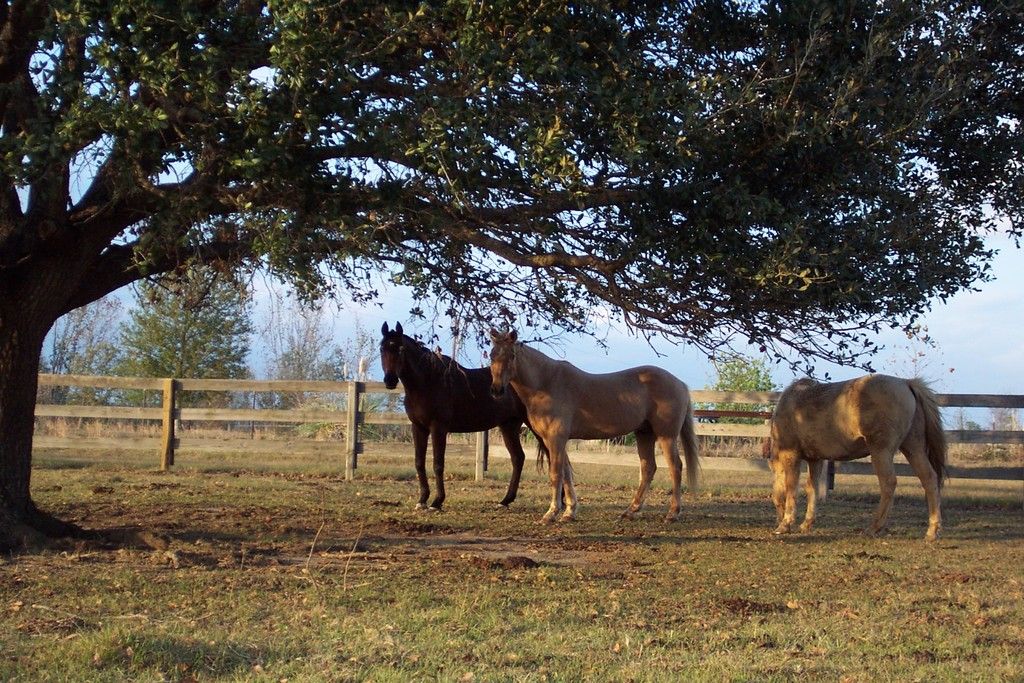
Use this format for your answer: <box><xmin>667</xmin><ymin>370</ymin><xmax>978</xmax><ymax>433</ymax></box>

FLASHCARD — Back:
<box><xmin>345</xmin><ymin>381</ymin><xmax>363</xmax><ymax>481</ymax></box>
<box><xmin>159</xmin><ymin>378</ymin><xmax>177</xmax><ymax>471</ymax></box>
<box><xmin>475</xmin><ymin>430</ymin><xmax>489</xmax><ymax>481</ymax></box>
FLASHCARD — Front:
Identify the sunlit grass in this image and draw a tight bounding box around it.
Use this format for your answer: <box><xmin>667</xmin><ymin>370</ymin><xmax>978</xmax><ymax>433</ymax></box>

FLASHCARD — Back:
<box><xmin>2</xmin><ymin>447</ymin><xmax>1021</xmax><ymax>681</ymax></box>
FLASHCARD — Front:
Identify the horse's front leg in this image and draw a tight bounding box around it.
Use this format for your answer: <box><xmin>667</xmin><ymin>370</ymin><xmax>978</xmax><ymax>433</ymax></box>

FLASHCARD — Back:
<box><xmin>412</xmin><ymin>424</ymin><xmax>430</xmax><ymax>510</ymax></box>
<box><xmin>497</xmin><ymin>423</ymin><xmax>526</xmax><ymax>507</ymax></box>
<box><xmin>429</xmin><ymin>426</ymin><xmax>449</xmax><ymax>511</ymax></box>
<box><xmin>800</xmin><ymin>460</ymin><xmax>823</xmax><ymax>533</ymax></box>
<box><xmin>540</xmin><ymin>437</ymin><xmax>567</xmax><ymax>524</ymax></box>
<box><xmin>772</xmin><ymin>450</ymin><xmax>800</xmax><ymax>535</ymax></box>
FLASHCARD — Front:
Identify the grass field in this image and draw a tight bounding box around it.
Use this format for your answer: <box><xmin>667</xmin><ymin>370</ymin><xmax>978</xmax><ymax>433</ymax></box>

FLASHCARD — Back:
<box><xmin>2</xmin><ymin>447</ymin><xmax>1022</xmax><ymax>682</ymax></box>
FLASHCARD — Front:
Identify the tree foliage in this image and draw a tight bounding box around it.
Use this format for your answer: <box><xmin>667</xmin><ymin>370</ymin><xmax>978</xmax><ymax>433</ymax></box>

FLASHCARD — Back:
<box><xmin>259</xmin><ymin>294</ymin><xmax>375</xmax><ymax>409</ymax></box>
<box><xmin>705</xmin><ymin>353</ymin><xmax>778</xmax><ymax>423</ymax></box>
<box><xmin>2</xmin><ymin>1</ymin><xmax>1020</xmax><ymax>367</ymax></box>
<box><xmin>39</xmin><ymin>296</ymin><xmax>123</xmax><ymax>405</ymax></box>
<box><xmin>116</xmin><ymin>268</ymin><xmax>252</xmax><ymax>406</ymax></box>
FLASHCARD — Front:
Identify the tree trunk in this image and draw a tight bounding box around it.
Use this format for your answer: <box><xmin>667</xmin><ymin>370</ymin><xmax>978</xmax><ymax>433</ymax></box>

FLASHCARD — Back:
<box><xmin>0</xmin><ymin>288</ymin><xmax>84</xmax><ymax>551</ymax></box>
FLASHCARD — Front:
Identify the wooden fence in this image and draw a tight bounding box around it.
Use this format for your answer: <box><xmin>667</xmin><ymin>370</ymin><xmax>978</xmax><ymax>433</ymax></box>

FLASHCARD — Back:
<box><xmin>33</xmin><ymin>374</ymin><xmax>1024</xmax><ymax>488</ymax></box>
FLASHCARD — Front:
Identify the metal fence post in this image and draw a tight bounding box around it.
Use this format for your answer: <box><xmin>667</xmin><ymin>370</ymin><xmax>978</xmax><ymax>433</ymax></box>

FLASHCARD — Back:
<box><xmin>475</xmin><ymin>430</ymin><xmax>489</xmax><ymax>481</ymax></box>
<box><xmin>159</xmin><ymin>378</ymin><xmax>178</xmax><ymax>471</ymax></box>
<box><xmin>345</xmin><ymin>381</ymin><xmax>363</xmax><ymax>481</ymax></box>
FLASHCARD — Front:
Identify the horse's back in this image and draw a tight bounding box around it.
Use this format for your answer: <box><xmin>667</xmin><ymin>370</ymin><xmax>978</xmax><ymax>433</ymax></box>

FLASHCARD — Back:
<box><xmin>554</xmin><ymin>363</ymin><xmax>691</xmax><ymax>438</ymax></box>
<box><xmin>774</xmin><ymin>374</ymin><xmax>917</xmax><ymax>460</ymax></box>
<box><xmin>405</xmin><ymin>363</ymin><xmax>525</xmax><ymax>433</ymax></box>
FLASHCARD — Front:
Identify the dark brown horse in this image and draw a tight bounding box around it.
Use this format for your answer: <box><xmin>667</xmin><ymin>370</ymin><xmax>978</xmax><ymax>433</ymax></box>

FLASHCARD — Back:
<box><xmin>380</xmin><ymin>322</ymin><xmax>534</xmax><ymax>511</ymax></box>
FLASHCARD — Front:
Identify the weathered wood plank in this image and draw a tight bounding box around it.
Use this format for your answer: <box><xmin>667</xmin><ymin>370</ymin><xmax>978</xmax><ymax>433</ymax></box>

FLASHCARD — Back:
<box><xmin>696</xmin><ymin>423</ymin><xmax>770</xmax><ymax>438</ymax></box>
<box><xmin>173</xmin><ymin>438</ymin><xmax>342</xmax><ymax>454</ymax></box>
<box><xmin>178</xmin><ymin>407</ymin><xmax>347</xmax><ymax>423</ymax></box>
<box><xmin>35</xmin><ymin>405</ymin><xmax>164</xmax><ymax>419</ymax></box>
<box><xmin>33</xmin><ymin>436</ymin><xmax>166</xmax><ymax>450</ymax></box>
<box><xmin>691</xmin><ymin>390</ymin><xmax>780</xmax><ymax>403</ymax></box>
<box><xmin>947</xmin><ymin>430</ymin><xmax>1024</xmax><ymax>444</ymax></box>
<box><xmin>938</xmin><ymin>394</ymin><xmax>1024</xmax><ymax>409</ymax></box>
<box><xmin>37</xmin><ymin>374</ymin><xmax>164</xmax><ymax>390</ymax></box>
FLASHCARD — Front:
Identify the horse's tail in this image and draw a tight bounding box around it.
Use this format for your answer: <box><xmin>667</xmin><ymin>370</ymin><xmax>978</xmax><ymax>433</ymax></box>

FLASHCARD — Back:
<box><xmin>681</xmin><ymin>394</ymin><xmax>701</xmax><ymax>492</ymax></box>
<box><xmin>908</xmin><ymin>378</ymin><xmax>948</xmax><ymax>486</ymax></box>
<box><xmin>536</xmin><ymin>440</ymin><xmax>549</xmax><ymax>472</ymax></box>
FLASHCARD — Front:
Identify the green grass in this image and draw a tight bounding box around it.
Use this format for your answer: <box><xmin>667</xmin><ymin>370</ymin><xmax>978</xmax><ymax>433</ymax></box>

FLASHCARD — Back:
<box><xmin>2</xmin><ymin>448</ymin><xmax>1022</xmax><ymax>681</ymax></box>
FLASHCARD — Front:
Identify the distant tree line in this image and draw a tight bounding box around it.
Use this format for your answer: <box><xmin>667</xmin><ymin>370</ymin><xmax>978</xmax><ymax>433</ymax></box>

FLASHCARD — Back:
<box><xmin>38</xmin><ymin>267</ymin><xmax>375</xmax><ymax>409</ymax></box>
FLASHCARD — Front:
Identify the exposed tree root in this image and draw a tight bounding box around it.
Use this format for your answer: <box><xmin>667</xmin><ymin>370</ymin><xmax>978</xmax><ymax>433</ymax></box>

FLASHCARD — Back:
<box><xmin>0</xmin><ymin>501</ymin><xmax>170</xmax><ymax>554</ymax></box>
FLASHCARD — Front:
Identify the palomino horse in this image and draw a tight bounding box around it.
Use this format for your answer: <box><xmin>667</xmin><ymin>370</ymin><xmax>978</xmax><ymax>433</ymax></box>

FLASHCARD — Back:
<box><xmin>764</xmin><ymin>375</ymin><xmax>947</xmax><ymax>540</ymax></box>
<box><xmin>489</xmin><ymin>329</ymin><xmax>700</xmax><ymax>524</ymax></box>
<box><xmin>380</xmin><ymin>322</ymin><xmax>536</xmax><ymax>510</ymax></box>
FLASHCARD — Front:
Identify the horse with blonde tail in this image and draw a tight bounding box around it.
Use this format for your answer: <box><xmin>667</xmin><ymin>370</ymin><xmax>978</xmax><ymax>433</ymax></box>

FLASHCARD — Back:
<box><xmin>765</xmin><ymin>374</ymin><xmax>947</xmax><ymax>541</ymax></box>
<box><xmin>489</xmin><ymin>329</ymin><xmax>700</xmax><ymax>524</ymax></box>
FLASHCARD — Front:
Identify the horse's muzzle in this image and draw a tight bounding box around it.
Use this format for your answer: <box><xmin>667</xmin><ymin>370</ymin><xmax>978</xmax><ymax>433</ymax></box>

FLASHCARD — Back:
<box><xmin>383</xmin><ymin>374</ymin><xmax>399</xmax><ymax>390</ymax></box>
<box><xmin>489</xmin><ymin>384</ymin><xmax>505</xmax><ymax>398</ymax></box>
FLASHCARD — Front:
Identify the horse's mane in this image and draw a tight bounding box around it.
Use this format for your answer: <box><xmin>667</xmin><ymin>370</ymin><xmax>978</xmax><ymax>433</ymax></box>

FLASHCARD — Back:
<box><xmin>401</xmin><ymin>334</ymin><xmax>471</xmax><ymax>377</ymax></box>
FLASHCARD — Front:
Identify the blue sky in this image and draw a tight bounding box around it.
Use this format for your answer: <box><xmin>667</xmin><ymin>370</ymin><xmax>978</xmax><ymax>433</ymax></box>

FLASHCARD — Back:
<box><xmin>334</xmin><ymin>232</ymin><xmax>1022</xmax><ymax>397</ymax></box>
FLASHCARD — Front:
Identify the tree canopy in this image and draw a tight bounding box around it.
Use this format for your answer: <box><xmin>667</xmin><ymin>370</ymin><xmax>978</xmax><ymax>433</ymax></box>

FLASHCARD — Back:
<box><xmin>2</xmin><ymin>0</ymin><xmax>1021</xmax><ymax>368</ymax></box>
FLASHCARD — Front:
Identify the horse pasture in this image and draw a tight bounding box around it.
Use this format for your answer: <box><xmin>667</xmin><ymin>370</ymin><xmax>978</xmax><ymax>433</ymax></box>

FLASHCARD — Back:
<box><xmin>2</xmin><ymin>447</ymin><xmax>1022</xmax><ymax>682</ymax></box>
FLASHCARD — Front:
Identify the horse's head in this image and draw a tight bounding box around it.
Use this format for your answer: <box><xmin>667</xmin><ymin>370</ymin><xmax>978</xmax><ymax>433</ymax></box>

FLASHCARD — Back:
<box><xmin>488</xmin><ymin>328</ymin><xmax>518</xmax><ymax>398</ymax></box>
<box><xmin>379</xmin><ymin>321</ymin><xmax>406</xmax><ymax>390</ymax></box>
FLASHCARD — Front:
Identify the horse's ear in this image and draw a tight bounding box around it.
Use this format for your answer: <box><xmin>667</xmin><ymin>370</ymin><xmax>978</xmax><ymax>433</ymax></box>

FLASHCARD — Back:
<box><xmin>381</xmin><ymin>322</ymin><xmax>389</xmax><ymax>335</ymax></box>
<box><xmin>489</xmin><ymin>328</ymin><xmax>500</xmax><ymax>342</ymax></box>
<box><xmin>509</xmin><ymin>329</ymin><xmax>518</xmax><ymax>342</ymax></box>
<box><xmin>395</xmin><ymin>321</ymin><xmax>403</xmax><ymax>335</ymax></box>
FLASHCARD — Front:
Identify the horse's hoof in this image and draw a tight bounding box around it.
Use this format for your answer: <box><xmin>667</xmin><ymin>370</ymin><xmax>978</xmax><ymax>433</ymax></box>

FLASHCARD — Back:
<box><xmin>620</xmin><ymin>509</ymin><xmax>637</xmax><ymax>520</ymax></box>
<box><xmin>773</xmin><ymin>525</ymin><xmax>792</xmax><ymax>535</ymax></box>
<box><xmin>538</xmin><ymin>511</ymin><xmax>559</xmax><ymax>525</ymax></box>
<box><xmin>862</xmin><ymin>526</ymin><xmax>886</xmax><ymax>538</ymax></box>
<box><xmin>427</xmin><ymin>506</ymin><xmax>442</xmax><ymax>513</ymax></box>
<box><xmin>799</xmin><ymin>523</ymin><xmax>814</xmax><ymax>533</ymax></box>
<box><xmin>925</xmin><ymin>529</ymin><xmax>941</xmax><ymax>542</ymax></box>
<box><xmin>415</xmin><ymin>503</ymin><xmax>428</xmax><ymax>511</ymax></box>
<box><xmin>663</xmin><ymin>514</ymin><xmax>680</xmax><ymax>523</ymax></box>
<box><xmin>558</xmin><ymin>512</ymin><xmax>576</xmax><ymax>523</ymax></box>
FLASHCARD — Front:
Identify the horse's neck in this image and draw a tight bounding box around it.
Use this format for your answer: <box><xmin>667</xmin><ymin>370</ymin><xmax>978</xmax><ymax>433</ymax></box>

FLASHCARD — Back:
<box><xmin>400</xmin><ymin>340</ymin><xmax>456</xmax><ymax>390</ymax></box>
<box><xmin>398</xmin><ymin>341</ymin><xmax>432</xmax><ymax>391</ymax></box>
<box><xmin>512</xmin><ymin>345</ymin><xmax>558</xmax><ymax>396</ymax></box>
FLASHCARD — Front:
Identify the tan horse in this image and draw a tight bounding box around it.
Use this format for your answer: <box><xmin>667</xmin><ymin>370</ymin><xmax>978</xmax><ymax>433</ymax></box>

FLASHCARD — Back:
<box><xmin>765</xmin><ymin>375</ymin><xmax>947</xmax><ymax>541</ymax></box>
<box><xmin>489</xmin><ymin>329</ymin><xmax>700</xmax><ymax>524</ymax></box>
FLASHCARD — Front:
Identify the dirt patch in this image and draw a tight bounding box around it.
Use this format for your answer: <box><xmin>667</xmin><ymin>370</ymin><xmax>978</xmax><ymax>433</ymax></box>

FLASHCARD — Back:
<box><xmin>468</xmin><ymin>555</ymin><xmax>540</xmax><ymax>570</ymax></box>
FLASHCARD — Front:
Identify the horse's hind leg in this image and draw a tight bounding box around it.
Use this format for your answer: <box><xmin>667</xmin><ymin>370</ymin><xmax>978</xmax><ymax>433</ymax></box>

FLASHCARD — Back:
<box><xmin>412</xmin><ymin>424</ymin><xmax>431</xmax><ymax>510</ymax></box>
<box><xmin>865</xmin><ymin>453</ymin><xmax>897</xmax><ymax>537</ymax></box>
<box><xmin>659</xmin><ymin>435</ymin><xmax>684</xmax><ymax>522</ymax></box>
<box><xmin>621</xmin><ymin>431</ymin><xmax>657</xmax><ymax>520</ymax></box>
<box><xmin>497</xmin><ymin>423</ymin><xmax>526</xmax><ymax>507</ymax></box>
<box><xmin>560</xmin><ymin>456</ymin><xmax>578</xmax><ymax>522</ymax></box>
<box><xmin>903</xmin><ymin>441</ymin><xmax>942</xmax><ymax>541</ymax></box>
<box><xmin>800</xmin><ymin>460</ymin><xmax>823</xmax><ymax>533</ymax></box>
<box><xmin>428</xmin><ymin>426</ymin><xmax>449</xmax><ymax>511</ymax></box>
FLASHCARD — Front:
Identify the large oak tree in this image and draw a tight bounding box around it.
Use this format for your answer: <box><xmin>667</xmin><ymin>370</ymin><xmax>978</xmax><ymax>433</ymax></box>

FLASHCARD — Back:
<box><xmin>1</xmin><ymin>0</ymin><xmax>1020</xmax><ymax>548</ymax></box>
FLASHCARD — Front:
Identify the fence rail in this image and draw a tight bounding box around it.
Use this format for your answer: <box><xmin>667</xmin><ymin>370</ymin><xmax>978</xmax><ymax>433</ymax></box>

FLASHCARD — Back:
<box><xmin>34</xmin><ymin>374</ymin><xmax>1023</xmax><ymax>486</ymax></box>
